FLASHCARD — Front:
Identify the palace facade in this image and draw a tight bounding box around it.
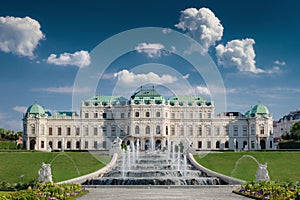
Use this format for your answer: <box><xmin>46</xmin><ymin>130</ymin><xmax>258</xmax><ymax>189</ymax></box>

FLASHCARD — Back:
<box><xmin>23</xmin><ymin>87</ymin><xmax>275</xmax><ymax>151</ymax></box>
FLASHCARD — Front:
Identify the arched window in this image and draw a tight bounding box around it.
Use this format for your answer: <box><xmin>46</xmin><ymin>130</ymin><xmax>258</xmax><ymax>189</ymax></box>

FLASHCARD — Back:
<box><xmin>67</xmin><ymin>141</ymin><xmax>71</xmax><ymax>149</ymax></box>
<box><xmin>135</xmin><ymin>112</ymin><xmax>139</xmax><ymax>117</ymax></box>
<box><xmin>145</xmin><ymin>112</ymin><xmax>150</xmax><ymax>117</ymax></box>
<box><xmin>156</xmin><ymin>112</ymin><xmax>160</xmax><ymax>117</ymax></box>
<box><xmin>58</xmin><ymin>141</ymin><xmax>62</xmax><ymax>149</ymax></box>
<box><xmin>146</xmin><ymin>126</ymin><xmax>150</xmax><ymax>134</ymax></box>
<box><xmin>135</xmin><ymin>126</ymin><xmax>140</xmax><ymax>134</ymax></box>
<box><xmin>216</xmin><ymin>141</ymin><xmax>220</xmax><ymax>148</ymax></box>
<box><xmin>166</xmin><ymin>126</ymin><xmax>168</xmax><ymax>135</ymax></box>
<box><xmin>156</xmin><ymin>126</ymin><xmax>160</xmax><ymax>134</ymax></box>
<box><xmin>48</xmin><ymin>141</ymin><xmax>53</xmax><ymax>148</ymax></box>
<box><xmin>76</xmin><ymin>141</ymin><xmax>80</xmax><ymax>149</ymax></box>
<box><xmin>225</xmin><ymin>141</ymin><xmax>229</xmax><ymax>148</ymax></box>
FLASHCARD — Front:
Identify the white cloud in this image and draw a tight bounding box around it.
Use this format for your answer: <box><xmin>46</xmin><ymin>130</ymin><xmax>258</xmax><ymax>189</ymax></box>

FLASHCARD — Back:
<box><xmin>34</xmin><ymin>86</ymin><xmax>91</xmax><ymax>94</ymax></box>
<box><xmin>47</xmin><ymin>50</ymin><xmax>91</xmax><ymax>68</ymax></box>
<box><xmin>13</xmin><ymin>106</ymin><xmax>27</xmax><ymax>113</ymax></box>
<box><xmin>162</xmin><ymin>28</ymin><xmax>172</xmax><ymax>34</ymax></box>
<box><xmin>196</xmin><ymin>85</ymin><xmax>211</xmax><ymax>96</ymax></box>
<box><xmin>182</xmin><ymin>74</ymin><xmax>190</xmax><ymax>79</ymax></box>
<box><xmin>216</xmin><ymin>38</ymin><xmax>265</xmax><ymax>74</ymax></box>
<box><xmin>114</xmin><ymin>70</ymin><xmax>177</xmax><ymax>87</ymax></box>
<box><xmin>135</xmin><ymin>42</ymin><xmax>168</xmax><ymax>58</ymax></box>
<box><xmin>274</xmin><ymin>60</ymin><xmax>286</xmax><ymax>66</ymax></box>
<box><xmin>175</xmin><ymin>7</ymin><xmax>224</xmax><ymax>52</ymax></box>
<box><xmin>0</xmin><ymin>16</ymin><xmax>44</xmax><ymax>58</ymax></box>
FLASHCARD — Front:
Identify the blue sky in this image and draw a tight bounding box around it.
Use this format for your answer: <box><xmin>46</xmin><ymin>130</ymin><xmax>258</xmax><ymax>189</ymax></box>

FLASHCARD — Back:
<box><xmin>0</xmin><ymin>0</ymin><xmax>299</xmax><ymax>131</ymax></box>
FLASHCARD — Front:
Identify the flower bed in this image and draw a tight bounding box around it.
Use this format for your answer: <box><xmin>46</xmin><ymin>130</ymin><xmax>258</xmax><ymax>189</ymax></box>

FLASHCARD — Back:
<box><xmin>0</xmin><ymin>183</ymin><xmax>88</xmax><ymax>200</ymax></box>
<box><xmin>234</xmin><ymin>181</ymin><xmax>300</xmax><ymax>199</ymax></box>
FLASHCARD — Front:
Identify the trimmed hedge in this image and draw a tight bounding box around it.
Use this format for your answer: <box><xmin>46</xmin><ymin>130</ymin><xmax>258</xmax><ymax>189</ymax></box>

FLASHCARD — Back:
<box><xmin>278</xmin><ymin>140</ymin><xmax>300</xmax><ymax>149</ymax></box>
<box><xmin>0</xmin><ymin>141</ymin><xmax>21</xmax><ymax>149</ymax></box>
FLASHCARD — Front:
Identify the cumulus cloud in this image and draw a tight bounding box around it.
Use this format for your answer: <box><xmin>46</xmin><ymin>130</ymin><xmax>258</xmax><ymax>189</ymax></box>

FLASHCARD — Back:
<box><xmin>47</xmin><ymin>50</ymin><xmax>91</xmax><ymax>68</ymax></box>
<box><xmin>114</xmin><ymin>69</ymin><xmax>177</xmax><ymax>87</ymax></box>
<box><xmin>175</xmin><ymin>7</ymin><xmax>224</xmax><ymax>52</ymax></box>
<box><xmin>13</xmin><ymin>106</ymin><xmax>27</xmax><ymax>113</ymax></box>
<box><xmin>182</xmin><ymin>74</ymin><xmax>190</xmax><ymax>79</ymax></box>
<box><xmin>196</xmin><ymin>85</ymin><xmax>211</xmax><ymax>96</ymax></box>
<box><xmin>34</xmin><ymin>86</ymin><xmax>91</xmax><ymax>94</ymax></box>
<box><xmin>274</xmin><ymin>60</ymin><xmax>286</xmax><ymax>66</ymax></box>
<box><xmin>216</xmin><ymin>38</ymin><xmax>265</xmax><ymax>74</ymax></box>
<box><xmin>0</xmin><ymin>16</ymin><xmax>44</xmax><ymax>58</ymax></box>
<box><xmin>135</xmin><ymin>42</ymin><xmax>169</xmax><ymax>58</ymax></box>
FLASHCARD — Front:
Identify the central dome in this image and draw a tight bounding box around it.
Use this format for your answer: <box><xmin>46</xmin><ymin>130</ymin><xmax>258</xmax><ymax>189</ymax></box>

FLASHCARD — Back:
<box><xmin>26</xmin><ymin>103</ymin><xmax>46</xmax><ymax>116</ymax></box>
<box><xmin>245</xmin><ymin>103</ymin><xmax>270</xmax><ymax>117</ymax></box>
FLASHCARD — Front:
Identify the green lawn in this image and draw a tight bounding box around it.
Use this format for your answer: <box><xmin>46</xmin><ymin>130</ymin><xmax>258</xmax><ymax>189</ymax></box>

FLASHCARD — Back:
<box><xmin>0</xmin><ymin>152</ymin><xmax>111</xmax><ymax>184</ymax></box>
<box><xmin>194</xmin><ymin>151</ymin><xmax>300</xmax><ymax>182</ymax></box>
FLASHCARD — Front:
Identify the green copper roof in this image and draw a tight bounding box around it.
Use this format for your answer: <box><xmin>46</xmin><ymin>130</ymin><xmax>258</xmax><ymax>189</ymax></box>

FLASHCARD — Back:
<box><xmin>131</xmin><ymin>88</ymin><xmax>164</xmax><ymax>100</ymax></box>
<box><xmin>54</xmin><ymin>112</ymin><xmax>77</xmax><ymax>117</ymax></box>
<box><xmin>245</xmin><ymin>103</ymin><xmax>270</xmax><ymax>117</ymax></box>
<box><xmin>85</xmin><ymin>95</ymin><xmax>127</xmax><ymax>106</ymax></box>
<box><xmin>26</xmin><ymin>103</ymin><xmax>46</xmax><ymax>116</ymax></box>
<box><xmin>168</xmin><ymin>96</ymin><xmax>210</xmax><ymax>106</ymax></box>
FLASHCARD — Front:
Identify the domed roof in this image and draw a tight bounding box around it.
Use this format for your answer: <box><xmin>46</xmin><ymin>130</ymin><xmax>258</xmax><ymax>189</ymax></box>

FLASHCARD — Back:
<box><xmin>26</xmin><ymin>103</ymin><xmax>46</xmax><ymax>116</ymax></box>
<box><xmin>245</xmin><ymin>103</ymin><xmax>270</xmax><ymax>117</ymax></box>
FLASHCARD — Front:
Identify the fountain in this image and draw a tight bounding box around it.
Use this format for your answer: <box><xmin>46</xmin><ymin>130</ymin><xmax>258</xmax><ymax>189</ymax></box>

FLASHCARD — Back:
<box><xmin>85</xmin><ymin>138</ymin><xmax>222</xmax><ymax>186</ymax></box>
<box><xmin>231</xmin><ymin>155</ymin><xmax>270</xmax><ymax>182</ymax></box>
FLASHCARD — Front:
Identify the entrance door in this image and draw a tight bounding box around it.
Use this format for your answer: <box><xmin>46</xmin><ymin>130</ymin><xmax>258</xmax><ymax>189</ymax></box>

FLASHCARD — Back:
<box><xmin>30</xmin><ymin>139</ymin><xmax>36</xmax><ymax>150</ymax></box>
<box><xmin>260</xmin><ymin>140</ymin><xmax>266</xmax><ymax>149</ymax></box>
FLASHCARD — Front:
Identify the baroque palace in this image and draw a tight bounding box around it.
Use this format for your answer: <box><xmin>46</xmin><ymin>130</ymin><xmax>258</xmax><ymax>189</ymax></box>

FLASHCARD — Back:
<box><xmin>23</xmin><ymin>87</ymin><xmax>275</xmax><ymax>151</ymax></box>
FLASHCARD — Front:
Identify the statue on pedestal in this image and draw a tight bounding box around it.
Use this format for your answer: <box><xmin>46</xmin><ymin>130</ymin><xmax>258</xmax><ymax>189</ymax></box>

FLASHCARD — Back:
<box><xmin>255</xmin><ymin>163</ymin><xmax>270</xmax><ymax>181</ymax></box>
<box><xmin>38</xmin><ymin>162</ymin><xmax>53</xmax><ymax>184</ymax></box>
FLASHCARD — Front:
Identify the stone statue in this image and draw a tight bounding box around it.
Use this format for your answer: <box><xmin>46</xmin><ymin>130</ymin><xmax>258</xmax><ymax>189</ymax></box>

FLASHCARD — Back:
<box><xmin>38</xmin><ymin>162</ymin><xmax>53</xmax><ymax>184</ymax></box>
<box><xmin>255</xmin><ymin>163</ymin><xmax>270</xmax><ymax>181</ymax></box>
<box><xmin>109</xmin><ymin>137</ymin><xmax>123</xmax><ymax>156</ymax></box>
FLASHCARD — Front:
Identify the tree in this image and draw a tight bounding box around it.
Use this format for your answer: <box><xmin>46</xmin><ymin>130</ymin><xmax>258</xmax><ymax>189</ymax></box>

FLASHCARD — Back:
<box><xmin>290</xmin><ymin>121</ymin><xmax>300</xmax><ymax>141</ymax></box>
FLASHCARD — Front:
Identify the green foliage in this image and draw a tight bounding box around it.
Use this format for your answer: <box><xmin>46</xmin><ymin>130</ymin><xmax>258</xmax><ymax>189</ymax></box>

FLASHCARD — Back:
<box><xmin>291</xmin><ymin>121</ymin><xmax>300</xmax><ymax>141</ymax></box>
<box><xmin>0</xmin><ymin>141</ymin><xmax>18</xmax><ymax>150</ymax></box>
<box><xmin>278</xmin><ymin>140</ymin><xmax>300</xmax><ymax>149</ymax></box>
<box><xmin>235</xmin><ymin>181</ymin><xmax>300</xmax><ymax>199</ymax></box>
<box><xmin>0</xmin><ymin>152</ymin><xmax>111</xmax><ymax>184</ymax></box>
<box><xmin>0</xmin><ymin>183</ymin><xmax>88</xmax><ymax>200</ymax></box>
<box><xmin>195</xmin><ymin>152</ymin><xmax>300</xmax><ymax>182</ymax></box>
<box><xmin>0</xmin><ymin>128</ymin><xmax>22</xmax><ymax>141</ymax></box>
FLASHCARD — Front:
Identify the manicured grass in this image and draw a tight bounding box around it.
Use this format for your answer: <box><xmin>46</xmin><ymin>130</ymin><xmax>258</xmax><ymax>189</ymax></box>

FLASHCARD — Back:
<box><xmin>194</xmin><ymin>151</ymin><xmax>300</xmax><ymax>182</ymax></box>
<box><xmin>0</xmin><ymin>152</ymin><xmax>111</xmax><ymax>184</ymax></box>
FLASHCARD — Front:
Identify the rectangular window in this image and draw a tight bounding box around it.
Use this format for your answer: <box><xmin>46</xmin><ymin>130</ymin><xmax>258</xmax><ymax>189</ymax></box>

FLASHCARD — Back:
<box><xmin>85</xmin><ymin>113</ymin><xmax>89</xmax><ymax>118</ymax></box>
<box><xmin>103</xmin><ymin>113</ymin><xmax>107</xmax><ymax>119</ymax></box>
<box><xmin>94</xmin><ymin>141</ymin><xmax>98</xmax><ymax>148</ymax></box>
<box><xmin>121</xmin><ymin>113</ymin><xmax>125</xmax><ymax>119</ymax></box>
<box><xmin>207</xmin><ymin>141</ymin><xmax>211</xmax><ymax>149</ymax></box>
<box><xmin>206</xmin><ymin>126</ymin><xmax>211</xmax><ymax>136</ymax></box>
<box><xmin>111</xmin><ymin>126</ymin><xmax>116</xmax><ymax>136</ymax></box>
<box><xmin>102</xmin><ymin>126</ymin><xmax>107</xmax><ymax>135</ymax></box>
<box><xmin>41</xmin><ymin>141</ymin><xmax>44</xmax><ymax>149</ymax></box>
<box><xmin>171</xmin><ymin>126</ymin><xmax>175</xmax><ymax>136</ymax></box>
<box><xmin>180</xmin><ymin>112</ymin><xmax>184</xmax><ymax>119</ymax></box>
<box><xmin>207</xmin><ymin>112</ymin><xmax>211</xmax><ymax>118</ymax></box>
<box><xmin>85</xmin><ymin>127</ymin><xmax>89</xmax><ymax>136</ymax></box>
<box><xmin>94</xmin><ymin>127</ymin><xmax>98</xmax><ymax>136</ymax></box>
<box><xmin>94</xmin><ymin>113</ymin><xmax>98</xmax><ymax>118</ymax></box>
<box><xmin>198</xmin><ymin>141</ymin><xmax>202</xmax><ymax>149</ymax></box>
<box><xmin>199</xmin><ymin>112</ymin><xmax>202</xmax><ymax>119</ymax></box>
<box><xmin>233</xmin><ymin>126</ymin><xmax>238</xmax><ymax>136</ymax></box>
<box><xmin>198</xmin><ymin>126</ymin><xmax>202</xmax><ymax>136</ymax></box>
<box><xmin>84</xmin><ymin>141</ymin><xmax>88</xmax><ymax>149</ymax></box>
<box><xmin>251</xmin><ymin>125</ymin><xmax>255</xmax><ymax>135</ymax></box>
<box><xmin>103</xmin><ymin>141</ymin><xmax>107</xmax><ymax>149</ymax></box>
<box><xmin>76</xmin><ymin>141</ymin><xmax>80</xmax><ymax>148</ymax></box>
<box><xmin>67</xmin><ymin>127</ymin><xmax>71</xmax><ymax>136</ymax></box>
<box><xmin>251</xmin><ymin>141</ymin><xmax>255</xmax><ymax>149</ymax></box>
<box><xmin>180</xmin><ymin>127</ymin><xmax>184</xmax><ymax>136</ymax></box>
<box><xmin>225</xmin><ymin>126</ymin><xmax>229</xmax><ymax>135</ymax></box>
<box><xmin>76</xmin><ymin>127</ymin><xmax>80</xmax><ymax>136</ymax></box>
<box><xmin>49</xmin><ymin>127</ymin><xmax>52</xmax><ymax>136</ymax></box>
<box><xmin>58</xmin><ymin>127</ymin><xmax>61</xmax><ymax>136</ymax></box>
<box><xmin>120</xmin><ymin>129</ymin><xmax>125</xmax><ymax>136</ymax></box>
<box><xmin>243</xmin><ymin>126</ymin><xmax>248</xmax><ymax>136</ymax></box>
<box><xmin>215</xmin><ymin>126</ymin><xmax>220</xmax><ymax>136</ymax></box>
<box><xmin>189</xmin><ymin>112</ymin><xmax>193</xmax><ymax>119</ymax></box>
<box><xmin>171</xmin><ymin>113</ymin><xmax>175</xmax><ymax>119</ymax></box>
<box><xmin>189</xmin><ymin>126</ymin><xmax>193</xmax><ymax>136</ymax></box>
